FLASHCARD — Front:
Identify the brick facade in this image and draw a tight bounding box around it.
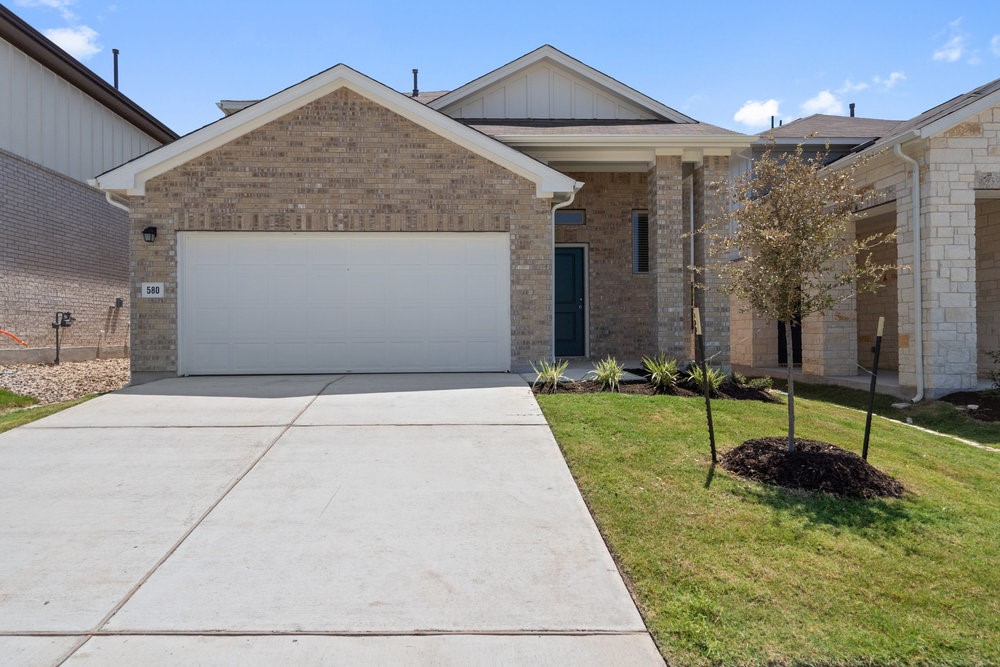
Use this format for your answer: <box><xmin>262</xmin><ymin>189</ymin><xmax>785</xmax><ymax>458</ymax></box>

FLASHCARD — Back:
<box><xmin>648</xmin><ymin>155</ymin><xmax>688</xmax><ymax>359</ymax></box>
<box><xmin>127</xmin><ymin>88</ymin><xmax>553</xmax><ymax>376</ymax></box>
<box><xmin>555</xmin><ymin>171</ymin><xmax>653</xmax><ymax>359</ymax></box>
<box><xmin>0</xmin><ymin>147</ymin><xmax>129</xmax><ymax>363</ymax></box>
<box><xmin>856</xmin><ymin>211</ymin><xmax>899</xmax><ymax>371</ymax></box>
<box><xmin>694</xmin><ymin>156</ymin><xmax>731</xmax><ymax>367</ymax></box>
<box><xmin>976</xmin><ymin>198</ymin><xmax>1000</xmax><ymax>377</ymax></box>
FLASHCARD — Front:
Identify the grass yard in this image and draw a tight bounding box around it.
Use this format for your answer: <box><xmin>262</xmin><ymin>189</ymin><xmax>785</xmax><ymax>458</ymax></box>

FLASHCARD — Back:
<box><xmin>0</xmin><ymin>393</ymin><xmax>96</xmax><ymax>434</ymax></box>
<box><xmin>537</xmin><ymin>391</ymin><xmax>1000</xmax><ymax>667</ymax></box>
<box><xmin>775</xmin><ymin>380</ymin><xmax>1000</xmax><ymax>447</ymax></box>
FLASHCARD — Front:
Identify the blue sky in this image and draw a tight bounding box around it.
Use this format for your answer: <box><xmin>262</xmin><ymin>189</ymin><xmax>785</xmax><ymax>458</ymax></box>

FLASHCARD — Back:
<box><xmin>10</xmin><ymin>0</ymin><xmax>1000</xmax><ymax>136</ymax></box>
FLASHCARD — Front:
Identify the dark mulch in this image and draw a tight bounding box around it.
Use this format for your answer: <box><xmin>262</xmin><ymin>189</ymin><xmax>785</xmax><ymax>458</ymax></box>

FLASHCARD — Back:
<box><xmin>531</xmin><ymin>378</ymin><xmax>777</xmax><ymax>402</ymax></box>
<box><xmin>939</xmin><ymin>390</ymin><xmax>1000</xmax><ymax>422</ymax></box>
<box><xmin>720</xmin><ymin>437</ymin><xmax>905</xmax><ymax>499</ymax></box>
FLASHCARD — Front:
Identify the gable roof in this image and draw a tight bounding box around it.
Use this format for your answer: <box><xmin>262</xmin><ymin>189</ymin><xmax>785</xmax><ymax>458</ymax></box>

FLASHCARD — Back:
<box><xmin>830</xmin><ymin>76</ymin><xmax>1000</xmax><ymax>168</ymax></box>
<box><xmin>428</xmin><ymin>45</ymin><xmax>695</xmax><ymax>123</ymax></box>
<box><xmin>762</xmin><ymin>114</ymin><xmax>901</xmax><ymax>143</ymax></box>
<box><xmin>0</xmin><ymin>5</ymin><xmax>176</xmax><ymax>143</ymax></box>
<box><xmin>94</xmin><ymin>64</ymin><xmax>581</xmax><ymax>199</ymax></box>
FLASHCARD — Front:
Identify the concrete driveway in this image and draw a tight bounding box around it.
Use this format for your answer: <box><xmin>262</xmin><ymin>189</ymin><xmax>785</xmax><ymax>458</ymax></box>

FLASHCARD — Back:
<box><xmin>0</xmin><ymin>374</ymin><xmax>662</xmax><ymax>665</ymax></box>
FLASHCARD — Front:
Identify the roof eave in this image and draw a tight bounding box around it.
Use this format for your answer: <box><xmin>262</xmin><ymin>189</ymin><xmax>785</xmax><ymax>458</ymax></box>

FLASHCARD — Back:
<box><xmin>95</xmin><ymin>65</ymin><xmax>576</xmax><ymax>199</ymax></box>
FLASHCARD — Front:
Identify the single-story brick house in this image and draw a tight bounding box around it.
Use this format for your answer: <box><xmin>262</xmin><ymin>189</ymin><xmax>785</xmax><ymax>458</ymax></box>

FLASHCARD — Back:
<box><xmin>732</xmin><ymin>77</ymin><xmax>1000</xmax><ymax>399</ymax></box>
<box><xmin>95</xmin><ymin>45</ymin><xmax>753</xmax><ymax>384</ymax></box>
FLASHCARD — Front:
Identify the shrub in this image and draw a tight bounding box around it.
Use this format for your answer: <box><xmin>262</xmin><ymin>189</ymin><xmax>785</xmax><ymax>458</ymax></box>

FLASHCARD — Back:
<box><xmin>686</xmin><ymin>364</ymin><xmax>726</xmax><ymax>395</ymax></box>
<box><xmin>590</xmin><ymin>356</ymin><xmax>624</xmax><ymax>392</ymax></box>
<box><xmin>530</xmin><ymin>359</ymin><xmax>569</xmax><ymax>393</ymax></box>
<box><xmin>747</xmin><ymin>376</ymin><xmax>774</xmax><ymax>391</ymax></box>
<box><xmin>729</xmin><ymin>371</ymin><xmax>749</xmax><ymax>387</ymax></box>
<box><xmin>642</xmin><ymin>353</ymin><xmax>680</xmax><ymax>393</ymax></box>
<box><xmin>990</xmin><ymin>350</ymin><xmax>1000</xmax><ymax>393</ymax></box>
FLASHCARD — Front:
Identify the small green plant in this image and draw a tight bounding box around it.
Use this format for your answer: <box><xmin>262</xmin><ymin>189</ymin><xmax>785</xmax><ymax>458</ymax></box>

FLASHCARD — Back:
<box><xmin>686</xmin><ymin>364</ymin><xmax>726</xmax><ymax>395</ymax></box>
<box><xmin>747</xmin><ymin>376</ymin><xmax>774</xmax><ymax>391</ymax></box>
<box><xmin>530</xmin><ymin>359</ymin><xmax>570</xmax><ymax>394</ymax></box>
<box><xmin>990</xmin><ymin>350</ymin><xmax>1000</xmax><ymax>393</ymax></box>
<box><xmin>590</xmin><ymin>356</ymin><xmax>624</xmax><ymax>392</ymax></box>
<box><xmin>642</xmin><ymin>353</ymin><xmax>680</xmax><ymax>393</ymax></box>
<box><xmin>730</xmin><ymin>371</ymin><xmax>749</xmax><ymax>387</ymax></box>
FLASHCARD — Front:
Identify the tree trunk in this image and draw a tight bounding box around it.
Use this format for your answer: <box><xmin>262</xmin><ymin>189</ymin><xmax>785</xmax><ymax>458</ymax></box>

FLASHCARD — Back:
<box><xmin>785</xmin><ymin>319</ymin><xmax>796</xmax><ymax>452</ymax></box>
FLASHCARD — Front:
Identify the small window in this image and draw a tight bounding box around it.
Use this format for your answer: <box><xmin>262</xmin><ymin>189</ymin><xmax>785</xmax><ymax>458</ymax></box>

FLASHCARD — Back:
<box><xmin>555</xmin><ymin>209</ymin><xmax>586</xmax><ymax>225</ymax></box>
<box><xmin>632</xmin><ymin>210</ymin><xmax>649</xmax><ymax>273</ymax></box>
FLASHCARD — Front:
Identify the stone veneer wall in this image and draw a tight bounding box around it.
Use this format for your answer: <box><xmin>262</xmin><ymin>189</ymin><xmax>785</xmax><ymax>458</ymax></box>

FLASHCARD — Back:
<box><xmin>554</xmin><ymin>171</ymin><xmax>653</xmax><ymax>358</ymax></box>
<box><xmin>0</xmin><ymin>147</ymin><xmax>129</xmax><ymax>363</ymax></box>
<box><xmin>127</xmin><ymin>88</ymin><xmax>553</xmax><ymax>375</ymax></box>
<box><xmin>976</xmin><ymin>198</ymin><xmax>1000</xmax><ymax>376</ymax></box>
<box><xmin>856</xmin><ymin>211</ymin><xmax>899</xmax><ymax>371</ymax></box>
<box><xmin>841</xmin><ymin>105</ymin><xmax>1000</xmax><ymax>396</ymax></box>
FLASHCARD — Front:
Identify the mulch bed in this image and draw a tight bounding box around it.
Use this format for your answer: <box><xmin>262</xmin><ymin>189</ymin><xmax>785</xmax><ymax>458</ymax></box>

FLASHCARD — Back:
<box><xmin>720</xmin><ymin>437</ymin><xmax>905</xmax><ymax>499</ymax></box>
<box><xmin>939</xmin><ymin>390</ymin><xmax>1000</xmax><ymax>422</ymax></box>
<box><xmin>531</xmin><ymin>377</ymin><xmax>778</xmax><ymax>402</ymax></box>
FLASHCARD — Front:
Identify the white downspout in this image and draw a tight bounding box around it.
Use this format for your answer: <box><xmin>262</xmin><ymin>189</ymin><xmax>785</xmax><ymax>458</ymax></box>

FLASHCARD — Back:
<box><xmin>551</xmin><ymin>184</ymin><xmax>583</xmax><ymax>360</ymax></box>
<box><xmin>894</xmin><ymin>144</ymin><xmax>924</xmax><ymax>402</ymax></box>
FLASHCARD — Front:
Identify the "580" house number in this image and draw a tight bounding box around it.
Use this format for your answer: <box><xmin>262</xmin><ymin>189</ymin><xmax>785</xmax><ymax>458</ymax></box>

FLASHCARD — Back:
<box><xmin>141</xmin><ymin>282</ymin><xmax>165</xmax><ymax>298</ymax></box>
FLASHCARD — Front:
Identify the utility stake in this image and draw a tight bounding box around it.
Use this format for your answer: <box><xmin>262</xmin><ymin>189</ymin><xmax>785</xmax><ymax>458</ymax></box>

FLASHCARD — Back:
<box><xmin>862</xmin><ymin>316</ymin><xmax>884</xmax><ymax>461</ymax></box>
<box><xmin>694</xmin><ymin>307</ymin><xmax>717</xmax><ymax>464</ymax></box>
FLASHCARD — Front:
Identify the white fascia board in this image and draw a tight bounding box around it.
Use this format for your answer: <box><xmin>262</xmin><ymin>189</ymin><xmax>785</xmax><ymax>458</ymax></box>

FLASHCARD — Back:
<box><xmin>498</xmin><ymin>134</ymin><xmax>755</xmax><ymax>149</ymax></box>
<box><xmin>429</xmin><ymin>45</ymin><xmax>695</xmax><ymax>124</ymax></box>
<box><xmin>917</xmin><ymin>87</ymin><xmax>1000</xmax><ymax>139</ymax></box>
<box><xmin>95</xmin><ymin>65</ymin><xmax>577</xmax><ymax>199</ymax></box>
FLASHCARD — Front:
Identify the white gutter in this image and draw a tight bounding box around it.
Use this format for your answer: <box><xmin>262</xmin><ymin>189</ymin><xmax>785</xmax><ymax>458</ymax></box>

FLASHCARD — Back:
<box><xmin>893</xmin><ymin>143</ymin><xmax>924</xmax><ymax>403</ymax></box>
<box><xmin>550</xmin><ymin>184</ymin><xmax>585</xmax><ymax>360</ymax></box>
<box><xmin>104</xmin><ymin>190</ymin><xmax>130</xmax><ymax>213</ymax></box>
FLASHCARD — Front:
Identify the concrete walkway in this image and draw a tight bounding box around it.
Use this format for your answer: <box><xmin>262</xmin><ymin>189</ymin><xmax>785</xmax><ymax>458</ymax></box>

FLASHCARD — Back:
<box><xmin>0</xmin><ymin>374</ymin><xmax>661</xmax><ymax>665</ymax></box>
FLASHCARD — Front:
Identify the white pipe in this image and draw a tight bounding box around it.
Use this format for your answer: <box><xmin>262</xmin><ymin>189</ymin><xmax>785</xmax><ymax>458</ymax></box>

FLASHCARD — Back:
<box><xmin>550</xmin><ymin>184</ymin><xmax>583</xmax><ymax>360</ymax></box>
<box><xmin>894</xmin><ymin>143</ymin><xmax>924</xmax><ymax>402</ymax></box>
<box><xmin>104</xmin><ymin>191</ymin><xmax>130</xmax><ymax>213</ymax></box>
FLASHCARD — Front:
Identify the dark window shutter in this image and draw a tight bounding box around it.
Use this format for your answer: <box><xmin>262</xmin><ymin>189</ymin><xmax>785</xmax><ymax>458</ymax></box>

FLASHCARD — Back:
<box><xmin>633</xmin><ymin>210</ymin><xmax>649</xmax><ymax>273</ymax></box>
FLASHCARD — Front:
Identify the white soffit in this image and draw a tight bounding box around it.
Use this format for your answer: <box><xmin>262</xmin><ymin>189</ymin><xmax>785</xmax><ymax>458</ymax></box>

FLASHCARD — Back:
<box><xmin>93</xmin><ymin>64</ymin><xmax>579</xmax><ymax>199</ymax></box>
<box><xmin>430</xmin><ymin>45</ymin><xmax>694</xmax><ymax>123</ymax></box>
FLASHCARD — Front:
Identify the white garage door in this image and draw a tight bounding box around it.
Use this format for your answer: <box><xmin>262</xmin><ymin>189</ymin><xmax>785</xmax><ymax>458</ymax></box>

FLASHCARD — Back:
<box><xmin>177</xmin><ymin>232</ymin><xmax>511</xmax><ymax>374</ymax></box>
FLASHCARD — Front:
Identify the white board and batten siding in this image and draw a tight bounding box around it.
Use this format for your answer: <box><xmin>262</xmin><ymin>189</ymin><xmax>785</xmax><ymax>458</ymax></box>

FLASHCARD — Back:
<box><xmin>440</xmin><ymin>61</ymin><xmax>655</xmax><ymax>120</ymax></box>
<box><xmin>0</xmin><ymin>36</ymin><xmax>160</xmax><ymax>181</ymax></box>
<box><xmin>178</xmin><ymin>232</ymin><xmax>512</xmax><ymax>375</ymax></box>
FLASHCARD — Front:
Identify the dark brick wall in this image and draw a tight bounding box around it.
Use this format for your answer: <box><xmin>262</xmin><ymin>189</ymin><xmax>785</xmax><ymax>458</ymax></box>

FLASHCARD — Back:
<box><xmin>0</xmin><ymin>147</ymin><xmax>129</xmax><ymax>362</ymax></box>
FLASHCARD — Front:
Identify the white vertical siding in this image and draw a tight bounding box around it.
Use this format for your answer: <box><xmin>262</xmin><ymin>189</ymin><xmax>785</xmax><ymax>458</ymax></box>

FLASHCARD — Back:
<box><xmin>0</xmin><ymin>37</ymin><xmax>160</xmax><ymax>181</ymax></box>
<box><xmin>445</xmin><ymin>61</ymin><xmax>656</xmax><ymax>120</ymax></box>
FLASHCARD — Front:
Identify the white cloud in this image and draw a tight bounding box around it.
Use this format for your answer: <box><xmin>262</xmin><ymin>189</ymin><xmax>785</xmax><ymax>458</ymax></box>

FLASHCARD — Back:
<box><xmin>837</xmin><ymin>80</ymin><xmax>869</xmax><ymax>94</ymax></box>
<box><xmin>733</xmin><ymin>99</ymin><xmax>780</xmax><ymax>128</ymax></box>
<box><xmin>800</xmin><ymin>90</ymin><xmax>843</xmax><ymax>116</ymax></box>
<box><xmin>873</xmin><ymin>71</ymin><xmax>906</xmax><ymax>90</ymax></box>
<box><xmin>14</xmin><ymin>0</ymin><xmax>77</xmax><ymax>21</ymax></box>
<box><xmin>933</xmin><ymin>18</ymin><xmax>966</xmax><ymax>62</ymax></box>
<box><xmin>992</xmin><ymin>35</ymin><xmax>1000</xmax><ymax>57</ymax></box>
<box><xmin>43</xmin><ymin>25</ymin><xmax>101</xmax><ymax>59</ymax></box>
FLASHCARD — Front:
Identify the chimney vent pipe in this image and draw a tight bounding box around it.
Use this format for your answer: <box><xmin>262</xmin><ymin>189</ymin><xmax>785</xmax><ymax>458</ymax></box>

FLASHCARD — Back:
<box><xmin>112</xmin><ymin>48</ymin><xmax>119</xmax><ymax>90</ymax></box>
<box><xmin>850</xmin><ymin>102</ymin><xmax>856</xmax><ymax>117</ymax></box>
<box><xmin>412</xmin><ymin>69</ymin><xmax>419</xmax><ymax>97</ymax></box>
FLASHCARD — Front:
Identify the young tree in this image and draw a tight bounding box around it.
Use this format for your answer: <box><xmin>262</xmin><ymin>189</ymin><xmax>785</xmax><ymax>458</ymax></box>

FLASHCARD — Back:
<box><xmin>706</xmin><ymin>142</ymin><xmax>897</xmax><ymax>452</ymax></box>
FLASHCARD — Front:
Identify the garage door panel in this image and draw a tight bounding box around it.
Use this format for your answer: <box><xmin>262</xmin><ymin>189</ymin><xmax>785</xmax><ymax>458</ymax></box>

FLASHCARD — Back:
<box><xmin>179</xmin><ymin>232</ymin><xmax>510</xmax><ymax>374</ymax></box>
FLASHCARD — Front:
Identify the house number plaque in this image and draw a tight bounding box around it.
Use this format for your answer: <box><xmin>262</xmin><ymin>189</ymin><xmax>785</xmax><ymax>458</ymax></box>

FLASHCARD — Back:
<box><xmin>141</xmin><ymin>282</ymin><xmax>165</xmax><ymax>298</ymax></box>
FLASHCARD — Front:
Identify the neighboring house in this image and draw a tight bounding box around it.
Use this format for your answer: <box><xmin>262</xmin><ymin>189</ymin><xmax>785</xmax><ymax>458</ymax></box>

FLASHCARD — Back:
<box><xmin>731</xmin><ymin>78</ymin><xmax>1000</xmax><ymax>398</ymax></box>
<box><xmin>0</xmin><ymin>5</ymin><xmax>176</xmax><ymax>363</ymax></box>
<box><xmin>95</xmin><ymin>45</ymin><xmax>753</xmax><ymax>384</ymax></box>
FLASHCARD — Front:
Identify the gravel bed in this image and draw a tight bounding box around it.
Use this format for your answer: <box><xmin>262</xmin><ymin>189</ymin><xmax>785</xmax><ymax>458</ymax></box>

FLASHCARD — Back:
<box><xmin>0</xmin><ymin>358</ymin><xmax>130</xmax><ymax>404</ymax></box>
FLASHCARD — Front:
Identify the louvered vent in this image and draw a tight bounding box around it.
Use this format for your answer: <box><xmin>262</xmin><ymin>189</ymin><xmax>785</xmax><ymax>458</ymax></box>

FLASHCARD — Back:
<box><xmin>632</xmin><ymin>210</ymin><xmax>649</xmax><ymax>273</ymax></box>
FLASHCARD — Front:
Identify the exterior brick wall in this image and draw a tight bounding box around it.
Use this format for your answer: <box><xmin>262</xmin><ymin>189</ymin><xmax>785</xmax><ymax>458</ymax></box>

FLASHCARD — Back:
<box><xmin>0</xmin><ymin>147</ymin><xmax>129</xmax><ymax>363</ymax></box>
<box><xmin>127</xmin><ymin>88</ymin><xmax>553</xmax><ymax>375</ymax></box>
<box><xmin>694</xmin><ymin>156</ymin><xmax>731</xmax><ymax>368</ymax></box>
<box><xmin>976</xmin><ymin>198</ymin><xmax>1000</xmax><ymax>376</ymax></box>
<box><xmin>648</xmin><ymin>155</ymin><xmax>687</xmax><ymax>359</ymax></box>
<box><xmin>856</xmin><ymin>211</ymin><xmax>899</xmax><ymax>371</ymax></box>
<box><xmin>555</xmin><ymin>171</ymin><xmax>653</xmax><ymax>359</ymax></box>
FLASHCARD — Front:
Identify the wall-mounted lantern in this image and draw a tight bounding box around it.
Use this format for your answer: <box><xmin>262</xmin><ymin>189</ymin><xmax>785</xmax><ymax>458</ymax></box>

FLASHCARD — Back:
<box><xmin>142</xmin><ymin>226</ymin><xmax>157</xmax><ymax>243</ymax></box>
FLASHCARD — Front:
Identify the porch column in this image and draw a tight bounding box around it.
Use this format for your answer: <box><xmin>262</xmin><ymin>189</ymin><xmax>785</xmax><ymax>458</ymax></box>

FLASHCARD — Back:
<box><xmin>693</xmin><ymin>156</ymin><xmax>731</xmax><ymax>368</ymax></box>
<box><xmin>648</xmin><ymin>155</ymin><xmax>687</xmax><ymax>359</ymax></box>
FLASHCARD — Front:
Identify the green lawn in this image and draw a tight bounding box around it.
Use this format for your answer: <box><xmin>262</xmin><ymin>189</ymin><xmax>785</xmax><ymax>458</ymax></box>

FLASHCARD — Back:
<box><xmin>774</xmin><ymin>380</ymin><xmax>1000</xmax><ymax>447</ymax></box>
<box><xmin>0</xmin><ymin>388</ymin><xmax>38</xmax><ymax>411</ymax></box>
<box><xmin>537</xmin><ymin>391</ymin><xmax>1000</xmax><ymax>667</ymax></box>
<box><xmin>0</xmin><ymin>394</ymin><xmax>96</xmax><ymax>434</ymax></box>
